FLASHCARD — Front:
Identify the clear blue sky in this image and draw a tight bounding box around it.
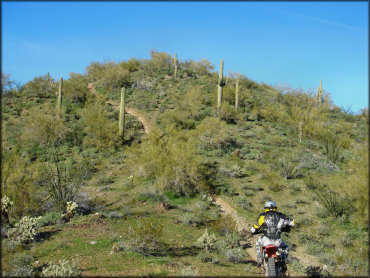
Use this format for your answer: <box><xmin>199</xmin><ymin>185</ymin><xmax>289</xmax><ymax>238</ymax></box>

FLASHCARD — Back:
<box><xmin>2</xmin><ymin>1</ymin><xmax>368</xmax><ymax>113</ymax></box>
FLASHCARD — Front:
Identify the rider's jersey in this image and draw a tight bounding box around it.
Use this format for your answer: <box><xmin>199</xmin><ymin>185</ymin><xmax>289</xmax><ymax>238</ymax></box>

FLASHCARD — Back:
<box><xmin>251</xmin><ymin>211</ymin><xmax>294</xmax><ymax>240</ymax></box>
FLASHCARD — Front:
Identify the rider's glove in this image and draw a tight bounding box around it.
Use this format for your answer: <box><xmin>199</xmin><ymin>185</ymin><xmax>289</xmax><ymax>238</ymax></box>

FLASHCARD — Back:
<box><xmin>250</xmin><ymin>227</ymin><xmax>256</xmax><ymax>234</ymax></box>
<box><xmin>289</xmin><ymin>219</ymin><xmax>295</xmax><ymax>227</ymax></box>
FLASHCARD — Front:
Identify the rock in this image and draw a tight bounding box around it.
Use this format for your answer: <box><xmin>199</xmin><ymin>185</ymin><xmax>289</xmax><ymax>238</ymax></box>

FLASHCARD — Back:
<box><xmin>90</xmin><ymin>241</ymin><xmax>97</xmax><ymax>245</ymax></box>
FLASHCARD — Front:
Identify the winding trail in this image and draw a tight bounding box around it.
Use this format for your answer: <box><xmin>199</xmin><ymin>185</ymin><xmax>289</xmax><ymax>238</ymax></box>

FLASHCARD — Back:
<box><xmin>88</xmin><ymin>83</ymin><xmax>153</xmax><ymax>135</ymax></box>
<box><xmin>212</xmin><ymin>196</ymin><xmax>258</xmax><ymax>263</ymax></box>
<box><xmin>213</xmin><ymin>196</ymin><xmax>321</xmax><ymax>276</ymax></box>
<box><xmin>88</xmin><ymin>82</ymin><xmax>320</xmax><ymax>276</ymax></box>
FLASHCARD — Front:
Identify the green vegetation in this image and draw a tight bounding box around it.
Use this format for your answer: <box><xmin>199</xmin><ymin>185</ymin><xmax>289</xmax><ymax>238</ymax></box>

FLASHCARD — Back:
<box><xmin>1</xmin><ymin>51</ymin><xmax>368</xmax><ymax>276</ymax></box>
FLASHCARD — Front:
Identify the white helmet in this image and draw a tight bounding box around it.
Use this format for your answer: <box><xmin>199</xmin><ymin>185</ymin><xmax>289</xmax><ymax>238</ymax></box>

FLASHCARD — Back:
<box><xmin>264</xmin><ymin>200</ymin><xmax>277</xmax><ymax>212</ymax></box>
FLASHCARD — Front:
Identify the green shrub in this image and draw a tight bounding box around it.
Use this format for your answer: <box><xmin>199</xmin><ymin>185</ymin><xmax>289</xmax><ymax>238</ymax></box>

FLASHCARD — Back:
<box><xmin>209</xmin><ymin>214</ymin><xmax>237</xmax><ymax>236</ymax></box>
<box><xmin>82</xmin><ymin>102</ymin><xmax>119</xmax><ymax>148</ymax></box>
<box><xmin>315</xmin><ymin>186</ymin><xmax>351</xmax><ymax>218</ymax></box>
<box><xmin>237</xmin><ymin>197</ymin><xmax>253</xmax><ymax>210</ymax></box>
<box><xmin>23</xmin><ymin>74</ymin><xmax>57</xmax><ymax>98</ymax></box>
<box><xmin>21</xmin><ymin>106</ymin><xmax>68</xmax><ymax>147</ymax></box>
<box><xmin>197</xmin><ymin>251</ymin><xmax>213</xmax><ymax>262</ymax></box>
<box><xmin>41</xmin><ymin>259</ymin><xmax>81</xmax><ymax>277</ymax></box>
<box><xmin>219</xmin><ymin>102</ymin><xmax>240</xmax><ymax>124</ymax></box>
<box><xmin>121</xmin><ymin>220</ymin><xmax>163</xmax><ymax>256</ymax></box>
<box><xmin>64</xmin><ymin>73</ymin><xmax>89</xmax><ymax>105</ymax></box>
<box><xmin>225</xmin><ymin>248</ymin><xmax>244</xmax><ymax>263</ymax></box>
<box><xmin>180</xmin><ymin>266</ymin><xmax>199</xmax><ymax>277</ymax></box>
<box><xmin>8</xmin><ymin>253</ymin><xmax>35</xmax><ymax>277</ymax></box>
<box><xmin>127</xmin><ymin>128</ymin><xmax>214</xmax><ymax>196</ymax></box>
<box><xmin>194</xmin><ymin>117</ymin><xmax>238</xmax><ymax>152</ymax></box>
<box><xmin>37</xmin><ymin>211</ymin><xmax>62</xmax><ymax>227</ymax></box>
<box><xmin>316</xmin><ymin>126</ymin><xmax>349</xmax><ymax>164</ymax></box>
<box><xmin>277</xmin><ymin>157</ymin><xmax>302</xmax><ymax>180</ymax></box>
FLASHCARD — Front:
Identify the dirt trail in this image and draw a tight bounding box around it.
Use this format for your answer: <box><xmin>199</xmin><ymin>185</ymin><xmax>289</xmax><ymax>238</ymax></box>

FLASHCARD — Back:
<box><xmin>213</xmin><ymin>196</ymin><xmax>321</xmax><ymax>276</ymax></box>
<box><xmin>213</xmin><ymin>196</ymin><xmax>257</xmax><ymax>263</ymax></box>
<box><xmin>88</xmin><ymin>83</ymin><xmax>152</xmax><ymax>134</ymax></box>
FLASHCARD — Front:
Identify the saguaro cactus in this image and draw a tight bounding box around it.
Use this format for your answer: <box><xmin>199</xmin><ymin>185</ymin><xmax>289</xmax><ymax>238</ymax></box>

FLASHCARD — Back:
<box><xmin>217</xmin><ymin>59</ymin><xmax>225</xmax><ymax>113</ymax></box>
<box><xmin>57</xmin><ymin>77</ymin><xmax>63</xmax><ymax>114</ymax></box>
<box><xmin>118</xmin><ymin>87</ymin><xmax>126</xmax><ymax>140</ymax></box>
<box><xmin>299</xmin><ymin>121</ymin><xmax>303</xmax><ymax>143</ymax></box>
<box><xmin>173</xmin><ymin>53</ymin><xmax>178</xmax><ymax>78</ymax></box>
<box><xmin>235</xmin><ymin>79</ymin><xmax>239</xmax><ymax>111</ymax></box>
<box><xmin>317</xmin><ymin>80</ymin><xmax>323</xmax><ymax>103</ymax></box>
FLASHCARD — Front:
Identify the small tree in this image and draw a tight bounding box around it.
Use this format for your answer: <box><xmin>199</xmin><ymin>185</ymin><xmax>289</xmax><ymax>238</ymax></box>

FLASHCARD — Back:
<box><xmin>40</xmin><ymin>153</ymin><xmax>90</xmax><ymax>214</ymax></box>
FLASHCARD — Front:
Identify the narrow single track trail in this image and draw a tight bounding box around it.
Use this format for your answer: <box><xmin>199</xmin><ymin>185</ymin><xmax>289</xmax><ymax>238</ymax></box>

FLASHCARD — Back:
<box><xmin>88</xmin><ymin>83</ymin><xmax>153</xmax><ymax>134</ymax></box>
<box><xmin>88</xmin><ymin>82</ymin><xmax>320</xmax><ymax>276</ymax></box>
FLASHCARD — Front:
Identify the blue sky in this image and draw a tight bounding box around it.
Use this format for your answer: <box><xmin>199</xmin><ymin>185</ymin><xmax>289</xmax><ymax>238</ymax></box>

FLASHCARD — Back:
<box><xmin>2</xmin><ymin>1</ymin><xmax>368</xmax><ymax>113</ymax></box>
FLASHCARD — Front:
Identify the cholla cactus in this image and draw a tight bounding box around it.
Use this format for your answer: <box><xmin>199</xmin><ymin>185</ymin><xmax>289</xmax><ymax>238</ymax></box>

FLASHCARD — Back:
<box><xmin>8</xmin><ymin>216</ymin><xmax>42</xmax><ymax>243</ymax></box>
<box><xmin>41</xmin><ymin>259</ymin><xmax>81</xmax><ymax>277</ymax></box>
<box><xmin>1</xmin><ymin>195</ymin><xmax>13</xmax><ymax>217</ymax></box>
<box><xmin>66</xmin><ymin>201</ymin><xmax>78</xmax><ymax>215</ymax></box>
<box><xmin>196</xmin><ymin>228</ymin><xmax>217</xmax><ymax>252</ymax></box>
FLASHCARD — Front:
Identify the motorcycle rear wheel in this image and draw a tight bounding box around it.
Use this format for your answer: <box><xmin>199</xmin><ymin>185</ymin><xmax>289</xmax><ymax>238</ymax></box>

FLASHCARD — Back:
<box><xmin>266</xmin><ymin>257</ymin><xmax>276</xmax><ymax>277</ymax></box>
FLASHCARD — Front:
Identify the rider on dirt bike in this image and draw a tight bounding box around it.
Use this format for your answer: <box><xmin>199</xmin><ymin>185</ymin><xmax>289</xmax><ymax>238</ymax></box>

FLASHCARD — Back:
<box><xmin>250</xmin><ymin>200</ymin><xmax>295</xmax><ymax>272</ymax></box>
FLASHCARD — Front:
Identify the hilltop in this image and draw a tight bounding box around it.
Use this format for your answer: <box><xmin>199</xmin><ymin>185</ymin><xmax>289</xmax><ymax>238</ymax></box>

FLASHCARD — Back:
<box><xmin>1</xmin><ymin>50</ymin><xmax>368</xmax><ymax>277</ymax></box>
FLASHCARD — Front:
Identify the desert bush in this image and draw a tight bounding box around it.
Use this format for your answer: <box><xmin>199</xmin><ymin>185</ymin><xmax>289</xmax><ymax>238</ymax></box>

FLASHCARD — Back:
<box><xmin>86</xmin><ymin>61</ymin><xmax>131</xmax><ymax>89</ymax></box>
<box><xmin>219</xmin><ymin>102</ymin><xmax>240</xmax><ymax>124</ymax></box>
<box><xmin>122</xmin><ymin>220</ymin><xmax>163</xmax><ymax>256</ymax></box>
<box><xmin>21</xmin><ymin>106</ymin><xmax>68</xmax><ymax>147</ymax></box>
<box><xmin>63</xmin><ymin>73</ymin><xmax>89</xmax><ymax>105</ymax></box>
<box><xmin>305</xmin><ymin>265</ymin><xmax>330</xmax><ymax>277</ymax></box>
<box><xmin>159</xmin><ymin>109</ymin><xmax>195</xmax><ymax>130</ymax></box>
<box><xmin>315</xmin><ymin>186</ymin><xmax>351</xmax><ymax>219</ymax></box>
<box><xmin>180</xmin><ymin>266</ymin><xmax>199</xmax><ymax>277</ymax></box>
<box><xmin>37</xmin><ymin>211</ymin><xmax>62</xmax><ymax>227</ymax></box>
<box><xmin>224</xmin><ymin>247</ymin><xmax>244</xmax><ymax>263</ymax></box>
<box><xmin>119</xmin><ymin>58</ymin><xmax>141</xmax><ymax>73</ymax></box>
<box><xmin>194</xmin><ymin>117</ymin><xmax>238</xmax><ymax>152</ymax></box>
<box><xmin>316</xmin><ymin>125</ymin><xmax>349</xmax><ymax>164</ymax></box>
<box><xmin>41</xmin><ymin>259</ymin><xmax>81</xmax><ymax>277</ymax></box>
<box><xmin>196</xmin><ymin>228</ymin><xmax>217</xmax><ymax>252</ymax></box>
<box><xmin>8</xmin><ymin>253</ymin><xmax>35</xmax><ymax>277</ymax></box>
<box><xmin>188</xmin><ymin>58</ymin><xmax>214</xmax><ymax>76</ymax></box>
<box><xmin>23</xmin><ymin>74</ymin><xmax>57</xmax><ymax>98</ymax></box>
<box><xmin>237</xmin><ymin>197</ymin><xmax>253</xmax><ymax>210</ymax></box>
<box><xmin>209</xmin><ymin>214</ymin><xmax>237</xmax><ymax>236</ymax></box>
<box><xmin>277</xmin><ymin>157</ymin><xmax>302</xmax><ymax>180</ymax></box>
<box><xmin>40</xmin><ymin>154</ymin><xmax>92</xmax><ymax>214</ymax></box>
<box><xmin>197</xmin><ymin>251</ymin><xmax>213</xmax><ymax>262</ymax></box>
<box><xmin>127</xmin><ymin>127</ymin><xmax>214</xmax><ymax>196</ymax></box>
<box><xmin>8</xmin><ymin>216</ymin><xmax>42</xmax><ymax>244</ymax></box>
<box><xmin>82</xmin><ymin>102</ymin><xmax>119</xmax><ymax>148</ymax></box>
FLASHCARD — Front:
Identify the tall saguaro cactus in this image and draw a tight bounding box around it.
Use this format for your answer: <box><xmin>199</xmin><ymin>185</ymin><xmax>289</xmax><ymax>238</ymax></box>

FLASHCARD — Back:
<box><xmin>217</xmin><ymin>59</ymin><xmax>225</xmax><ymax>113</ymax></box>
<box><xmin>317</xmin><ymin>80</ymin><xmax>323</xmax><ymax>103</ymax></box>
<box><xmin>118</xmin><ymin>87</ymin><xmax>126</xmax><ymax>140</ymax></box>
<box><xmin>57</xmin><ymin>77</ymin><xmax>63</xmax><ymax>115</ymax></box>
<box><xmin>235</xmin><ymin>79</ymin><xmax>239</xmax><ymax>111</ymax></box>
<box><xmin>173</xmin><ymin>53</ymin><xmax>178</xmax><ymax>79</ymax></box>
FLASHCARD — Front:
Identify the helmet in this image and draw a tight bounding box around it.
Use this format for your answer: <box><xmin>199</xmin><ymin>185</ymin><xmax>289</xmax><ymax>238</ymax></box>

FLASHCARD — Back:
<box><xmin>264</xmin><ymin>200</ymin><xmax>277</xmax><ymax>212</ymax></box>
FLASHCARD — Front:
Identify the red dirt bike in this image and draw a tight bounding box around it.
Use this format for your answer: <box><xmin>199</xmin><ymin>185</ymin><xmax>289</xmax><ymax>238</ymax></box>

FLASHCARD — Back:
<box><xmin>261</xmin><ymin>244</ymin><xmax>286</xmax><ymax>277</ymax></box>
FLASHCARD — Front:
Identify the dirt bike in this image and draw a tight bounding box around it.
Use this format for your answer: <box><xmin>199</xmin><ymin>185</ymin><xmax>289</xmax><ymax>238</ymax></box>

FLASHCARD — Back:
<box><xmin>260</xmin><ymin>244</ymin><xmax>286</xmax><ymax>277</ymax></box>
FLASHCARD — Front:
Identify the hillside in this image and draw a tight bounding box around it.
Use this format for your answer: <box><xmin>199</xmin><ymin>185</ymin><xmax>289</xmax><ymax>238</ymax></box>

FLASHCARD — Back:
<box><xmin>1</xmin><ymin>50</ymin><xmax>368</xmax><ymax>277</ymax></box>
